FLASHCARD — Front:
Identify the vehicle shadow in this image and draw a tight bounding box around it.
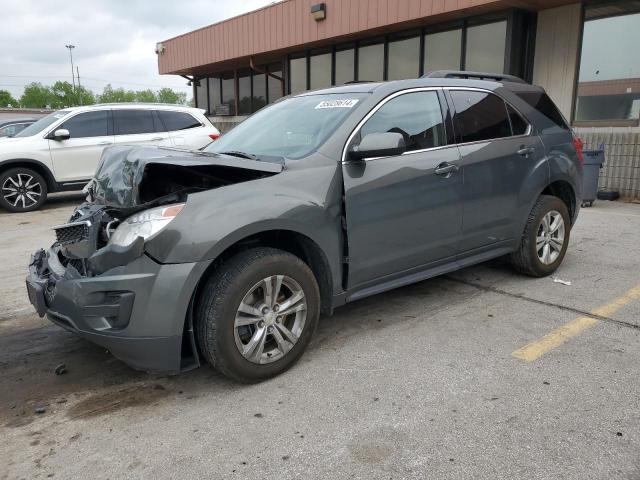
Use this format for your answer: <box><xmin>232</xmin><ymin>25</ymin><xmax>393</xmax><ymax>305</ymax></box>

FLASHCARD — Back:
<box><xmin>0</xmin><ymin>260</ymin><xmax>512</xmax><ymax>428</ymax></box>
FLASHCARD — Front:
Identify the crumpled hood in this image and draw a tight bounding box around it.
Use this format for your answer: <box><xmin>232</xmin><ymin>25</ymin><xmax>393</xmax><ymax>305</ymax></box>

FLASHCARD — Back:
<box><xmin>86</xmin><ymin>145</ymin><xmax>283</xmax><ymax>209</ymax></box>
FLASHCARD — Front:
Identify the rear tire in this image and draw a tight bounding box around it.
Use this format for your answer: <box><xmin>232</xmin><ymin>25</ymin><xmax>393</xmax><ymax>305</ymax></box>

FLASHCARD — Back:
<box><xmin>510</xmin><ymin>195</ymin><xmax>571</xmax><ymax>277</ymax></box>
<box><xmin>0</xmin><ymin>167</ymin><xmax>48</xmax><ymax>212</ymax></box>
<box><xmin>196</xmin><ymin>247</ymin><xmax>320</xmax><ymax>383</ymax></box>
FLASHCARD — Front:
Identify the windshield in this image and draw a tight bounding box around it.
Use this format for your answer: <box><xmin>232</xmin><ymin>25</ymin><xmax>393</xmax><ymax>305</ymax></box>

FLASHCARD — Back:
<box><xmin>204</xmin><ymin>93</ymin><xmax>368</xmax><ymax>159</ymax></box>
<box><xmin>15</xmin><ymin>110</ymin><xmax>71</xmax><ymax>137</ymax></box>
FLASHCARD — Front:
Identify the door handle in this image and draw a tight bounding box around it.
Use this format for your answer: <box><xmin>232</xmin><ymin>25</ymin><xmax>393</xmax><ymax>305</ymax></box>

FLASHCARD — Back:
<box><xmin>434</xmin><ymin>162</ymin><xmax>459</xmax><ymax>176</ymax></box>
<box><xmin>517</xmin><ymin>146</ymin><xmax>535</xmax><ymax>156</ymax></box>
<box><xmin>97</xmin><ymin>141</ymin><xmax>112</xmax><ymax>146</ymax></box>
<box><xmin>151</xmin><ymin>137</ymin><xmax>164</xmax><ymax>141</ymax></box>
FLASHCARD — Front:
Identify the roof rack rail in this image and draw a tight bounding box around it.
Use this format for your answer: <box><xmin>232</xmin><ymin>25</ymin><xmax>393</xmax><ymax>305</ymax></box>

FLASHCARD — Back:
<box><xmin>343</xmin><ymin>80</ymin><xmax>375</xmax><ymax>84</ymax></box>
<box><xmin>421</xmin><ymin>70</ymin><xmax>528</xmax><ymax>84</ymax></box>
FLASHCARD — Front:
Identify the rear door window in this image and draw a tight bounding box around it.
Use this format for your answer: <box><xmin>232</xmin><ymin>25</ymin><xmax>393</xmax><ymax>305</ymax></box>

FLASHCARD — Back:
<box><xmin>59</xmin><ymin>111</ymin><xmax>110</xmax><ymax>138</ymax></box>
<box><xmin>158</xmin><ymin>111</ymin><xmax>201</xmax><ymax>131</ymax></box>
<box><xmin>113</xmin><ymin>110</ymin><xmax>157</xmax><ymax>135</ymax></box>
<box><xmin>507</xmin><ymin>104</ymin><xmax>529</xmax><ymax>135</ymax></box>
<box><xmin>359</xmin><ymin>90</ymin><xmax>446</xmax><ymax>153</ymax></box>
<box><xmin>449</xmin><ymin>90</ymin><xmax>512</xmax><ymax>143</ymax></box>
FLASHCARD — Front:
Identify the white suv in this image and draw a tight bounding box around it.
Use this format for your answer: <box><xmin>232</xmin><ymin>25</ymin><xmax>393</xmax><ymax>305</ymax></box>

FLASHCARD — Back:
<box><xmin>0</xmin><ymin>103</ymin><xmax>220</xmax><ymax>212</ymax></box>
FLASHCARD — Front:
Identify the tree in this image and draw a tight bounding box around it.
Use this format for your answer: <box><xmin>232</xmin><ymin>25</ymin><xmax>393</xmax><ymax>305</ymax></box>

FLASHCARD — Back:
<box><xmin>157</xmin><ymin>87</ymin><xmax>187</xmax><ymax>105</ymax></box>
<box><xmin>20</xmin><ymin>82</ymin><xmax>55</xmax><ymax>108</ymax></box>
<box><xmin>97</xmin><ymin>84</ymin><xmax>136</xmax><ymax>103</ymax></box>
<box><xmin>50</xmin><ymin>81</ymin><xmax>95</xmax><ymax>108</ymax></box>
<box><xmin>0</xmin><ymin>90</ymin><xmax>18</xmax><ymax>107</ymax></box>
<box><xmin>134</xmin><ymin>89</ymin><xmax>157</xmax><ymax>103</ymax></box>
<box><xmin>17</xmin><ymin>82</ymin><xmax>186</xmax><ymax>108</ymax></box>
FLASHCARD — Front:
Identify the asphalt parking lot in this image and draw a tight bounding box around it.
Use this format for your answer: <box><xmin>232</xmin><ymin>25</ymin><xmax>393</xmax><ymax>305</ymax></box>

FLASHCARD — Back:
<box><xmin>1</xmin><ymin>196</ymin><xmax>639</xmax><ymax>480</ymax></box>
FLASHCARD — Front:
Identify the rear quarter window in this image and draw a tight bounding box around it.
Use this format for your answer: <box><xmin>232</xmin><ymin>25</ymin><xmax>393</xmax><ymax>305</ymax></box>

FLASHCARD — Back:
<box><xmin>158</xmin><ymin>111</ymin><xmax>202</xmax><ymax>131</ymax></box>
<box><xmin>515</xmin><ymin>91</ymin><xmax>569</xmax><ymax>133</ymax></box>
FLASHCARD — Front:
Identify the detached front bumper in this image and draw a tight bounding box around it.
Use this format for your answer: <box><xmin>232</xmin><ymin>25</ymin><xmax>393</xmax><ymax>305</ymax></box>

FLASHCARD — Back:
<box><xmin>26</xmin><ymin>247</ymin><xmax>208</xmax><ymax>374</ymax></box>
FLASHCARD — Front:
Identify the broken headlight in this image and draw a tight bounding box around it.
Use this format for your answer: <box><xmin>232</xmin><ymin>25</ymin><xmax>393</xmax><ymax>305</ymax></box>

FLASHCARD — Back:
<box><xmin>108</xmin><ymin>203</ymin><xmax>185</xmax><ymax>247</ymax></box>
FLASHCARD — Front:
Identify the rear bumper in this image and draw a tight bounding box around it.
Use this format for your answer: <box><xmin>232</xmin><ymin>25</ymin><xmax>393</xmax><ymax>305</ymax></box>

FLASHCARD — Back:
<box><xmin>26</xmin><ymin>247</ymin><xmax>209</xmax><ymax>373</ymax></box>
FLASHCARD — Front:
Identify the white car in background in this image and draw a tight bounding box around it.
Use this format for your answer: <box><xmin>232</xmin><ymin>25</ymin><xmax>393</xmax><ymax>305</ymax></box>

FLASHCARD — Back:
<box><xmin>0</xmin><ymin>104</ymin><xmax>220</xmax><ymax>212</ymax></box>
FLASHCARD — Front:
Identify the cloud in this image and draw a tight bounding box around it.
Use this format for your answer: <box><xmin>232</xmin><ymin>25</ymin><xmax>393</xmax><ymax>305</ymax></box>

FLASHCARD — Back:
<box><xmin>0</xmin><ymin>0</ymin><xmax>275</xmax><ymax>99</ymax></box>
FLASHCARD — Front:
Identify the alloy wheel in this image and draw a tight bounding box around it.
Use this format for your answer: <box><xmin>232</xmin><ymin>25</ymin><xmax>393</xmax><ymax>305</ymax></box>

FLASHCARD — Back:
<box><xmin>233</xmin><ymin>275</ymin><xmax>307</xmax><ymax>364</ymax></box>
<box><xmin>2</xmin><ymin>173</ymin><xmax>42</xmax><ymax>209</ymax></box>
<box><xmin>536</xmin><ymin>210</ymin><xmax>565</xmax><ymax>265</ymax></box>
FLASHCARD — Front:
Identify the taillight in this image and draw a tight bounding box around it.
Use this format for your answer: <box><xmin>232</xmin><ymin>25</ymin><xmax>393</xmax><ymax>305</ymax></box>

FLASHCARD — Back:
<box><xmin>573</xmin><ymin>136</ymin><xmax>584</xmax><ymax>166</ymax></box>
<box><xmin>209</xmin><ymin>133</ymin><xmax>220</xmax><ymax>141</ymax></box>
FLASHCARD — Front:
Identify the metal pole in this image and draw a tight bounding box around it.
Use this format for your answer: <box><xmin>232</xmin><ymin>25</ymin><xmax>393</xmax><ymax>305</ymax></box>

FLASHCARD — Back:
<box><xmin>76</xmin><ymin>66</ymin><xmax>82</xmax><ymax>105</ymax></box>
<box><xmin>65</xmin><ymin>44</ymin><xmax>76</xmax><ymax>93</ymax></box>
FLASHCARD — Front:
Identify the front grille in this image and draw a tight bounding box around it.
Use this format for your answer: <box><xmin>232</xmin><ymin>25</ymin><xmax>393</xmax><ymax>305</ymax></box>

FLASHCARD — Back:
<box><xmin>53</xmin><ymin>221</ymin><xmax>90</xmax><ymax>245</ymax></box>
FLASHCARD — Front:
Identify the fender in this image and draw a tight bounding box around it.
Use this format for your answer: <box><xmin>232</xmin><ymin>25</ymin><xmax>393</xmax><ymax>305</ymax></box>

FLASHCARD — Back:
<box><xmin>514</xmin><ymin>150</ymin><xmax>581</xmax><ymax>240</ymax></box>
<box><xmin>510</xmin><ymin>150</ymin><xmax>550</xmax><ymax>241</ymax></box>
<box><xmin>144</xmin><ymin>165</ymin><xmax>345</xmax><ymax>294</ymax></box>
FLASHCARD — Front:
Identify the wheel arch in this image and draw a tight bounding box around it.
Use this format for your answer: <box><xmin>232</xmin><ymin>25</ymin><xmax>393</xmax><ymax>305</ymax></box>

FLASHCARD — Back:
<box><xmin>0</xmin><ymin>159</ymin><xmax>57</xmax><ymax>192</ymax></box>
<box><xmin>178</xmin><ymin>228</ymin><xmax>336</xmax><ymax>370</ymax></box>
<box><xmin>540</xmin><ymin>179</ymin><xmax>577</xmax><ymax>224</ymax></box>
<box><xmin>193</xmin><ymin>229</ymin><xmax>335</xmax><ymax>317</ymax></box>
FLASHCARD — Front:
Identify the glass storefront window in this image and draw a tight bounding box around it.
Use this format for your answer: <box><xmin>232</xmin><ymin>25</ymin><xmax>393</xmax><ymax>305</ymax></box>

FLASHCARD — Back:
<box><xmin>289</xmin><ymin>56</ymin><xmax>307</xmax><ymax>94</ymax></box>
<box><xmin>424</xmin><ymin>29</ymin><xmax>462</xmax><ymax>73</ymax></box>
<box><xmin>208</xmin><ymin>77</ymin><xmax>221</xmax><ymax>115</ymax></box>
<box><xmin>335</xmin><ymin>48</ymin><xmax>354</xmax><ymax>85</ymax></box>
<box><xmin>221</xmin><ymin>73</ymin><xmax>235</xmax><ymax>116</ymax></box>
<box><xmin>387</xmin><ymin>36</ymin><xmax>420</xmax><ymax>80</ymax></box>
<box><xmin>310</xmin><ymin>52</ymin><xmax>332</xmax><ymax>90</ymax></box>
<box><xmin>465</xmin><ymin>21</ymin><xmax>507</xmax><ymax>73</ymax></box>
<box><xmin>252</xmin><ymin>72</ymin><xmax>267</xmax><ymax>111</ymax></box>
<box><xmin>576</xmin><ymin>11</ymin><xmax>640</xmax><ymax>123</ymax></box>
<box><xmin>358</xmin><ymin>43</ymin><xmax>384</xmax><ymax>81</ymax></box>
<box><xmin>237</xmin><ymin>71</ymin><xmax>252</xmax><ymax>115</ymax></box>
<box><xmin>268</xmin><ymin>63</ymin><xmax>283</xmax><ymax>103</ymax></box>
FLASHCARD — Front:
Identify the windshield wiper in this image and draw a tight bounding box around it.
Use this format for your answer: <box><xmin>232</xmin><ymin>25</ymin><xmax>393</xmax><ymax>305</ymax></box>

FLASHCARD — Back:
<box><xmin>219</xmin><ymin>150</ymin><xmax>258</xmax><ymax>160</ymax></box>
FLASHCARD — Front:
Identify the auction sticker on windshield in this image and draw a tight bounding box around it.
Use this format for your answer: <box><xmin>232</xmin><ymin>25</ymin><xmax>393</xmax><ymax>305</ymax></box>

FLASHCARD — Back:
<box><xmin>315</xmin><ymin>99</ymin><xmax>359</xmax><ymax>109</ymax></box>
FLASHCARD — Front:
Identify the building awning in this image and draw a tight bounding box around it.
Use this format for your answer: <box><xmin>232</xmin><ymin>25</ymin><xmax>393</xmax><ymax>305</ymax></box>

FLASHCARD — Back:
<box><xmin>156</xmin><ymin>0</ymin><xmax>579</xmax><ymax>76</ymax></box>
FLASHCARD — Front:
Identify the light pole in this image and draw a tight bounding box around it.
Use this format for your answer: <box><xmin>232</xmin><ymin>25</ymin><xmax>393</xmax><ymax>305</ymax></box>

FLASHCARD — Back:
<box><xmin>65</xmin><ymin>44</ymin><xmax>76</xmax><ymax>93</ymax></box>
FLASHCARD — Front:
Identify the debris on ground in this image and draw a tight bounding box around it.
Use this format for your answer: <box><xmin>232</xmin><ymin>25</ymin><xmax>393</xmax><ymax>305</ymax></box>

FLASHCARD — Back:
<box><xmin>34</xmin><ymin>407</ymin><xmax>46</xmax><ymax>414</ymax></box>
<box><xmin>551</xmin><ymin>277</ymin><xmax>572</xmax><ymax>286</ymax></box>
<box><xmin>54</xmin><ymin>364</ymin><xmax>67</xmax><ymax>375</ymax></box>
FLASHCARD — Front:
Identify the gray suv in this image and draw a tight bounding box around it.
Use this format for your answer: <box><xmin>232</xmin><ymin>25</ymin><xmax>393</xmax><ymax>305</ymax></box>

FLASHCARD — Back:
<box><xmin>26</xmin><ymin>71</ymin><xmax>583</xmax><ymax>382</ymax></box>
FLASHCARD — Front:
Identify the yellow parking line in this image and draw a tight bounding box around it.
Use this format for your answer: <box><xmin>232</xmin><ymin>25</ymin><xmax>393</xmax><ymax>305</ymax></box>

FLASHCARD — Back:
<box><xmin>512</xmin><ymin>284</ymin><xmax>640</xmax><ymax>362</ymax></box>
<box><xmin>592</xmin><ymin>284</ymin><xmax>640</xmax><ymax>317</ymax></box>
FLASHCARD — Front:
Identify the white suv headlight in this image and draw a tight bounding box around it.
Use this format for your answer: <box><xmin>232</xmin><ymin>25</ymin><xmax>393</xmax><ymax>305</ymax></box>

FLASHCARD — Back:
<box><xmin>108</xmin><ymin>203</ymin><xmax>185</xmax><ymax>247</ymax></box>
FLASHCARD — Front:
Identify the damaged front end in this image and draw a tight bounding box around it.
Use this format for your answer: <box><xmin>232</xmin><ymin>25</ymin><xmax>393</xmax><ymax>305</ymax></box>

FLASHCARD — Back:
<box><xmin>34</xmin><ymin>144</ymin><xmax>283</xmax><ymax>278</ymax></box>
<box><xmin>26</xmin><ymin>145</ymin><xmax>283</xmax><ymax>373</ymax></box>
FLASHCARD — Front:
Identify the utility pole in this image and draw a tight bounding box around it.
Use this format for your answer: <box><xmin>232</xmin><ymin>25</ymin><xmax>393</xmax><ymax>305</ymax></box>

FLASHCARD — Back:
<box><xmin>76</xmin><ymin>66</ymin><xmax>82</xmax><ymax>105</ymax></box>
<box><xmin>65</xmin><ymin>44</ymin><xmax>76</xmax><ymax>94</ymax></box>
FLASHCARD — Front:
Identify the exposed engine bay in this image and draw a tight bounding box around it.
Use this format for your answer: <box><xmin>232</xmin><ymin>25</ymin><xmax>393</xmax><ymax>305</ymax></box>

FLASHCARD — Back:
<box><xmin>29</xmin><ymin>145</ymin><xmax>283</xmax><ymax>285</ymax></box>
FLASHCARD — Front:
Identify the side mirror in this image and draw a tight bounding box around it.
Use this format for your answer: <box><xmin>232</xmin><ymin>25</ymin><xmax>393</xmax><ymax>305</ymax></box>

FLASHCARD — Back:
<box><xmin>348</xmin><ymin>132</ymin><xmax>406</xmax><ymax>161</ymax></box>
<box><xmin>52</xmin><ymin>128</ymin><xmax>70</xmax><ymax>141</ymax></box>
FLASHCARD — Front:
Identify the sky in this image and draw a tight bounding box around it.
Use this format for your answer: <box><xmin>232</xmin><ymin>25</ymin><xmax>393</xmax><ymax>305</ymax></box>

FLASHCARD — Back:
<box><xmin>0</xmin><ymin>0</ymin><xmax>275</xmax><ymax>101</ymax></box>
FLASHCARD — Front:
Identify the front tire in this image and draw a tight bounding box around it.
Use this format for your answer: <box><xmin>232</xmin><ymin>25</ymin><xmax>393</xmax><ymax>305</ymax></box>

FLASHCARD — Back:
<box><xmin>0</xmin><ymin>167</ymin><xmax>48</xmax><ymax>212</ymax></box>
<box><xmin>196</xmin><ymin>247</ymin><xmax>320</xmax><ymax>383</ymax></box>
<box><xmin>510</xmin><ymin>195</ymin><xmax>571</xmax><ymax>277</ymax></box>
